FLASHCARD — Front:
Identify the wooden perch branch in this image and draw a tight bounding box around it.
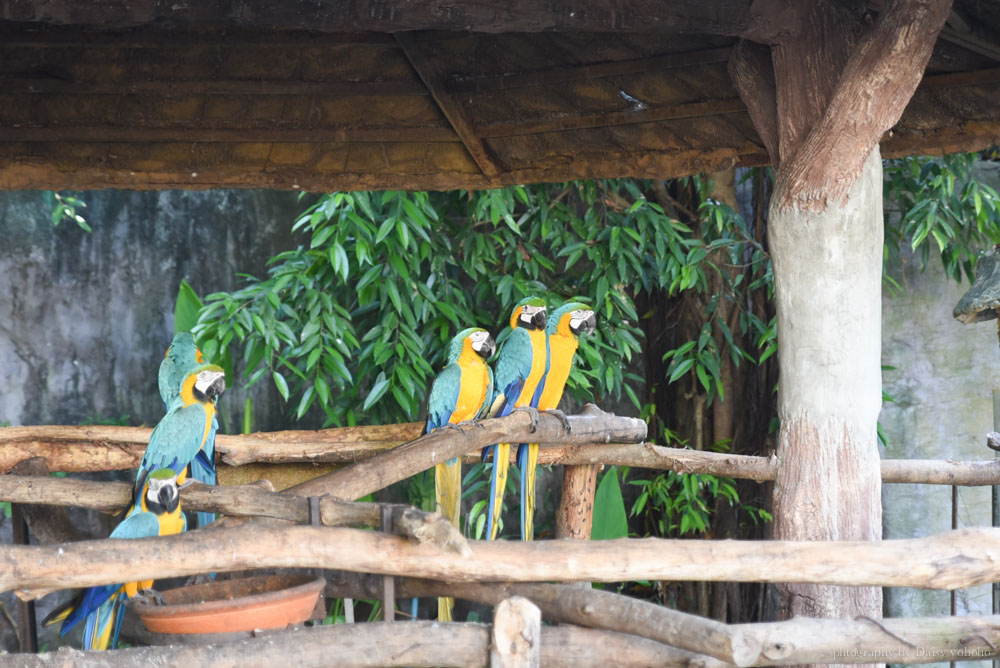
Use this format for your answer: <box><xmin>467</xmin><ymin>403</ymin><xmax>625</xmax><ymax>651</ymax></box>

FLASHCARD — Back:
<box><xmin>7</xmin><ymin>420</ymin><xmax>1000</xmax><ymax>487</ymax></box>
<box><xmin>284</xmin><ymin>404</ymin><xmax>647</xmax><ymax>500</ymax></box>
<box><xmin>405</xmin><ymin>580</ymin><xmax>756</xmax><ymax>665</ymax></box>
<box><xmin>0</xmin><ymin>476</ymin><xmax>468</xmax><ymax>555</ymax></box>
<box><xmin>341</xmin><ymin>579</ymin><xmax>1000</xmax><ymax>666</ymax></box>
<box><xmin>7</xmin><ymin>525</ymin><xmax>1000</xmax><ymax>600</ymax></box>
<box><xmin>20</xmin><ymin>621</ymin><xmax>719</xmax><ymax>668</ymax></box>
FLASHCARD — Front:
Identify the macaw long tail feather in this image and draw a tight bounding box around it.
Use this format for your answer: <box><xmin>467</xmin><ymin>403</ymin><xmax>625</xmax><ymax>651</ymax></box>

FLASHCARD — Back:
<box><xmin>435</xmin><ymin>457</ymin><xmax>461</xmax><ymax>621</ymax></box>
<box><xmin>487</xmin><ymin>443</ymin><xmax>510</xmax><ymax>541</ymax></box>
<box><xmin>437</xmin><ymin>596</ymin><xmax>455</xmax><ymax>622</ymax></box>
<box><xmin>193</xmin><ymin>451</ymin><xmax>217</xmax><ymax>529</ymax></box>
<box><xmin>435</xmin><ymin>458</ymin><xmax>462</xmax><ymax>528</ymax></box>
<box><xmin>518</xmin><ymin>443</ymin><xmax>539</xmax><ymax>541</ymax></box>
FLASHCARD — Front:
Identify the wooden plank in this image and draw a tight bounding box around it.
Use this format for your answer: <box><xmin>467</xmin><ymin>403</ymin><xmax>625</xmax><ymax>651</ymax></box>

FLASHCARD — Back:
<box><xmin>0</xmin><ymin>1</ymin><xmax>755</xmax><ymax>35</ymax></box>
<box><xmin>447</xmin><ymin>47</ymin><xmax>733</xmax><ymax>93</ymax></box>
<box><xmin>395</xmin><ymin>32</ymin><xmax>503</xmax><ymax>179</ymax></box>
<box><xmin>0</xmin><ymin>126</ymin><xmax>459</xmax><ymax>143</ymax></box>
<box><xmin>476</xmin><ymin>98</ymin><xmax>746</xmax><ymax>138</ymax></box>
<box><xmin>0</xmin><ymin>78</ymin><xmax>429</xmax><ymax>96</ymax></box>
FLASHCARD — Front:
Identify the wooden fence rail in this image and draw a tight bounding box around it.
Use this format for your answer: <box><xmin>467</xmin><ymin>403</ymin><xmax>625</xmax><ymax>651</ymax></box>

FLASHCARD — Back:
<box><xmin>5</xmin><ymin>525</ymin><xmax>1000</xmax><ymax>600</ymax></box>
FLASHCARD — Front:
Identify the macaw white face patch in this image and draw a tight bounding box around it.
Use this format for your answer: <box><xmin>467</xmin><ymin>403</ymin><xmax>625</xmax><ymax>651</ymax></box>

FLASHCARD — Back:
<box><xmin>194</xmin><ymin>369</ymin><xmax>226</xmax><ymax>397</ymax></box>
<box><xmin>569</xmin><ymin>309</ymin><xmax>596</xmax><ymax>333</ymax></box>
<box><xmin>469</xmin><ymin>329</ymin><xmax>493</xmax><ymax>354</ymax></box>
<box><xmin>519</xmin><ymin>304</ymin><xmax>546</xmax><ymax>328</ymax></box>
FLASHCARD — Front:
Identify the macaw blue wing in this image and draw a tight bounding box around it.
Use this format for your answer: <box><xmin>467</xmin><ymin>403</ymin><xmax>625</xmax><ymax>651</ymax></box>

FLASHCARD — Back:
<box><xmin>137</xmin><ymin>402</ymin><xmax>213</xmax><ymax>485</ymax></box>
<box><xmin>478</xmin><ymin>366</ymin><xmax>495</xmax><ymax>420</ymax></box>
<box><xmin>491</xmin><ymin>328</ymin><xmax>534</xmax><ymax>413</ymax></box>
<box><xmin>60</xmin><ymin>511</ymin><xmax>161</xmax><ymax>636</ymax></box>
<box><xmin>190</xmin><ymin>415</ymin><xmax>219</xmax><ymax>528</ymax></box>
<box><xmin>426</xmin><ymin>363</ymin><xmax>461</xmax><ymax>434</ymax></box>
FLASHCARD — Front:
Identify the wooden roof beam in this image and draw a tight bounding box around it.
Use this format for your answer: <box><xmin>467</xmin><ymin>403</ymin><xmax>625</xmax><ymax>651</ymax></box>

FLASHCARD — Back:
<box><xmin>395</xmin><ymin>32</ymin><xmax>503</xmax><ymax>180</ymax></box>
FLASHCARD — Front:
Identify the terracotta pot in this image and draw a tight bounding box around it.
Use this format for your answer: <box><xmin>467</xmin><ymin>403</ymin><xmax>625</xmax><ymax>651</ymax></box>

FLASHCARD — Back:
<box><xmin>133</xmin><ymin>574</ymin><xmax>324</xmax><ymax>635</ymax></box>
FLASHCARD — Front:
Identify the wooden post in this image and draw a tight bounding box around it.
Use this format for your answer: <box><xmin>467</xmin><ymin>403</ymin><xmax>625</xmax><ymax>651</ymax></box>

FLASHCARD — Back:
<box><xmin>491</xmin><ymin>597</ymin><xmax>541</xmax><ymax>668</ymax></box>
<box><xmin>555</xmin><ymin>464</ymin><xmax>598</xmax><ymax>540</ymax></box>
<box><xmin>11</xmin><ymin>505</ymin><xmax>37</xmax><ymax>653</ymax></box>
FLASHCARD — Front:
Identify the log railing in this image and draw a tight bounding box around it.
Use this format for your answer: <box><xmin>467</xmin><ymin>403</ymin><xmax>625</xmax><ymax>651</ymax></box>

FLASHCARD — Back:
<box><xmin>5</xmin><ymin>407</ymin><xmax>1000</xmax><ymax>665</ymax></box>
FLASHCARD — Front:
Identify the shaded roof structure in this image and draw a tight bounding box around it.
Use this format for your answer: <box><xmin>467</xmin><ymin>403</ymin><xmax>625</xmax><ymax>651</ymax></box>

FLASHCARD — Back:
<box><xmin>1</xmin><ymin>1</ymin><xmax>999</xmax><ymax>191</ymax></box>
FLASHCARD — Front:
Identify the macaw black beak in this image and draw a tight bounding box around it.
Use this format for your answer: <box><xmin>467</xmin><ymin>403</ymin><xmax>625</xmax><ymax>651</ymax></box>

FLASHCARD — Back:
<box><xmin>157</xmin><ymin>485</ymin><xmax>180</xmax><ymax>514</ymax></box>
<box><xmin>578</xmin><ymin>312</ymin><xmax>597</xmax><ymax>335</ymax></box>
<box><xmin>531</xmin><ymin>311</ymin><xmax>547</xmax><ymax>329</ymax></box>
<box><xmin>479</xmin><ymin>336</ymin><xmax>496</xmax><ymax>359</ymax></box>
<box><xmin>206</xmin><ymin>375</ymin><xmax>226</xmax><ymax>400</ymax></box>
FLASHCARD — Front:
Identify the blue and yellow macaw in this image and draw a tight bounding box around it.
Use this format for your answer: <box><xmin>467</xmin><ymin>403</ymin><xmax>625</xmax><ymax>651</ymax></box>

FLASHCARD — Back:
<box><xmin>520</xmin><ymin>302</ymin><xmax>597</xmax><ymax>540</ymax></box>
<box><xmin>426</xmin><ymin>327</ymin><xmax>494</xmax><ymax>621</ymax></box>
<box><xmin>46</xmin><ymin>468</ymin><xmax>187</xmax><ymax>650</ymax></box>
<box><xmin>158</xmin><ymin>332</ymin><xmax>205</xmax><ymax>411</ymax></box>
<box><xmin>156</xmin><ymin>332</ymin><xmax>218</xmax><ymax>527</ymax></box>
<box><xmin>483</xmin><ymin>296</ymin><xmax>547</xmax><ymax>541</ymax></box>
<box><xmin>138</xmin><ymin>360</ymin><xmax>225</xmax><ymax>527</ymax></box>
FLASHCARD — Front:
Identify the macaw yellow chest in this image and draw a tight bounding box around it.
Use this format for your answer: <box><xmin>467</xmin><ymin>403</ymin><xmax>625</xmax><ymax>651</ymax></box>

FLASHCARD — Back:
<box><xmin>538</xmin><ymin>334</ymin><xmax>578</xmax><ymax>410</ymax></box>
<box><xmin>452</xmin><ymin>350</ymin><xmax>489</xmax><ymax>423</ymax></box>
<box><xmin>157</xmin><ymin>507</ymin><xmax>187</xmax><ymax>536</ymax></box>
<box><xmin>516</xmin><ymin>329</ymin><xmax>548</xmax><ymax>407</ymax></box>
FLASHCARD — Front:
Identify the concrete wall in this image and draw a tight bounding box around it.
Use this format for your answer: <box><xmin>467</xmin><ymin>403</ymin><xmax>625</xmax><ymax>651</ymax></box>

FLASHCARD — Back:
<box><xmin>880</xmin><ymin>167</ymin><xmax>1000</xmax><ymax>667</ymax></box>
<box><xmin>0</xmin><ymin>189</ymin><xmax>301</xmax><ymax>431</ymax></box>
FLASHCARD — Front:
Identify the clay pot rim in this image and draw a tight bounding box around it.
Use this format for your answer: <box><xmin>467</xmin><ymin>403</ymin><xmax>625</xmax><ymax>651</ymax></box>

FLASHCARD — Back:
<box><xmin>132</xmin><ymin>574</ymin><xmax>325</xmax><ymax>619</ymax></box>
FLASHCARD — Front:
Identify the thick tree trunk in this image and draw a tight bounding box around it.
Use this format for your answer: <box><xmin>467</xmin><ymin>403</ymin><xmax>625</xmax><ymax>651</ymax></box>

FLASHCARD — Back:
<box><xmin>730</xmin><ymin>0</ymin><xmax>951</xmax><ymax>646</ymax></box>
<box><xmin>769</xmin><ymin>149</ymin><xmax>885</xmax><ymax>619</ymax></box>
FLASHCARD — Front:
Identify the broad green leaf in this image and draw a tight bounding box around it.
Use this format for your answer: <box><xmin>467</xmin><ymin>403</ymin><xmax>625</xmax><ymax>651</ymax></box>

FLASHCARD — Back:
<box><xmin>592</xmin><ymin>467</ymin><xmax>628</xmax><ymax>540</ymax></box>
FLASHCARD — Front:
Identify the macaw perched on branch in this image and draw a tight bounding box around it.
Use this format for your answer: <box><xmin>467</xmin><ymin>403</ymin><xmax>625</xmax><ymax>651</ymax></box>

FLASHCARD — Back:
<box><xmin>483</xmin><ymin>296</ymin><xmax>547</xmax><ymax>541</ymax></box>
<box><xmin>519</xmin><ymin>302</ymin><xmax>597</xmax><ymax>540</ymax></box>
<box><xmin>158</xmin><ymin>332</ymin><xmax>204</xmax><ymax>411</ymax></box>
<box><xmin>156</xmin><ymin>332</ymin><xmax>218</xmax><ymax>527</ymax></box>
<box><xmin>426</xmin><ymin>327</ymin><xmax>495</xmax><ymax>621</ymax></box>
<box><xmin>138</xmin><ymin>359</ymin><xmax>225</xmax><ymax>527</ymax></box>
<box><xmin>45</xmin><ymin>468</ymin><xmax>187</xmax><ymax>650</ymax></box>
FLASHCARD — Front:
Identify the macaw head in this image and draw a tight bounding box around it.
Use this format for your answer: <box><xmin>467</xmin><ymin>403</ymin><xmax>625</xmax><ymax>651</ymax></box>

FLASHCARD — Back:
<box><xmin>144</xmin><ymin>467</ymin><xmax>181</xmax><ymax>515</ymax></box>
<box><xmin>448</xmin><ymin>328</ymin><xmax>495</xmax><ymax>363</ymax></box>
<box><xmin>159</xmin><ymin>332</ymin><xmax>206</xmax><ymax>407</ymax></box>
<box><xmin>510</xmin><ymin>296</ymin><xmax>547</xmax><ymax>331</ymax></box>
<box><xmin>180</xmin><ymin>363</ymin><xmax>226</xmax><ymax>406</ymax></box>
<box><xmin>548</xmin><ymin>302</ymin><xmax>597</xmax><ymax>339</ymax></box>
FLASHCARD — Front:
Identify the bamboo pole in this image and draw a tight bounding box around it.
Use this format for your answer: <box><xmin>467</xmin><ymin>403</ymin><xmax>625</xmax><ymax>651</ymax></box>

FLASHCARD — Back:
<box><xmin>7</xmin><ymin>525</ymin><xmax>1000</xmax><ymax>600</ymax></box>
<box><xmin>6</xmin><ymin>422</ymin><xmax>1000</xmax><ymax>487</ymax></box>
<box><xmin>18</xmin><ymin>622</ymin><xmax>721</xmax><ymax>668</ymax></box>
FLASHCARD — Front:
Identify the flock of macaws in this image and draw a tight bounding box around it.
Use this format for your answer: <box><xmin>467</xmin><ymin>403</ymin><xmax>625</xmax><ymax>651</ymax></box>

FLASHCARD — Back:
<box><xmin>424</xmin><ymin>297</ymin><xmax>597</xmax><ymax>620</ymax></box>
<box><xmin>44</xmin><ymin>334</ymin><xmax>225</xmax><ymax>650</ymax></box>
<box><xmin>42</xmin><ymin>296</ymin><xmax>596</xmax><ymax>648</ymax></box>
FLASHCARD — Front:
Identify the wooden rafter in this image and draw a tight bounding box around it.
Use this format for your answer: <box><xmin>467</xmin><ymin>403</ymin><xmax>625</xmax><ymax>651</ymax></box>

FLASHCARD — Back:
<box><xmin>395</xmin><ymin>32</ymin><xmax>503</xmax><ymax>179</ymax></box>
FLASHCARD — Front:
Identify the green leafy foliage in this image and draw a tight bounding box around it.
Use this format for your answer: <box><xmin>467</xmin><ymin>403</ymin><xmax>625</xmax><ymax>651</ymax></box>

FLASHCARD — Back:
<box><xmin>174</xmin><ymin>278</ymin><xmax>204</xmax><ymax>334</ymax></box>
<box><xmin>591</xmin><ymin>466</ymin><xmax>629</xmax><ymax>540</ymax></box>
<box><xmin>884</xmin><ymin>153</ymin><xmax>1000</xmax><ymax>284</ymax></box>
<box><xmin>44</xmin><ymin>191</ymin><xmax>91</xmax><ymax>232</ymax></box>
<box><xmin>194</xmin><ymin>183</ymin><xmax>728</xmax><ymax>426</ymax></box>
